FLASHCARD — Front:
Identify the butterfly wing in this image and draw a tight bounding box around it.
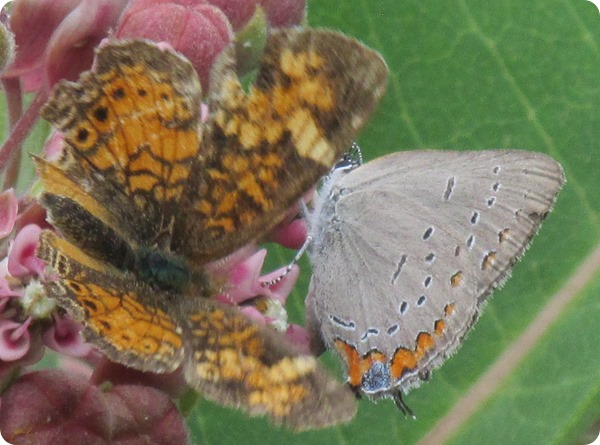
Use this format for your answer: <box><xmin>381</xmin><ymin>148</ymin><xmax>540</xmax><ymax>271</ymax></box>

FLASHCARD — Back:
<box><xmin>37</xmin><ymin>39</ymin><xmax>202</xmax><ymax>265</ymax></box>
<box><xmin>182</xmin><ymin>299</ymin><xmax>356</xmax><ymax>430</ymax></box>
<box><xmin>38</xmin><ymin>231</ymin><xmax>185</xmax><ymax>372</ymax></box>
<box><xmin>39</xmin><ymin>30</ymin><xmax>388</xmax><ymax>269</ymax></box>
<box><xmin>307</xmin><ymin>150</ymin><xmax>564</xmax><ymax>396</ymax></box>
<box><xmin>38</xmin><ymin>229</ymin><xmax>356</xmax><ymax>429</ymax></box>
<box><xmin>174</xmin><ymin>28</ymin><xmax>388</xmax><ymax>263</ymax></box>
<box><xmin>35</xmin><ymin>30</ymin><xmax>382</xmax><ymax>427</ymax></box>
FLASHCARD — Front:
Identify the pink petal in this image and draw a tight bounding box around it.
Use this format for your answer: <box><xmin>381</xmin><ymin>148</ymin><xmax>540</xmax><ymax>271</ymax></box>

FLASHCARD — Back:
<box><xmin>0</xmin><ymin>319</ymin><xmax>32</xmax><ymax>361</ymax></box>
<box><xmin>7</xmin><ymin>224</ymin><xmax>45</xmax><ymax>277</ymax></box>
<box><xmin>205</xmin><ymin>243</ymin><xmax>256</xmax><ymax>276</ymax></box>
<box><xmin>227</xmin><ymin>248</ymin><xmax>266</xmax><ymax>287</ymax></box>
<box><xmin>116</xmin><ymin>1</ymin><xmax>233</xmax><ymax>90</ymax></box>
<box><xmin>216</xmin><ymin>249</ymin><xmax>266</xmax><ymax>305</ymax></box>
<box><xmin>4</xmin><ymin>0</ymin><xmax>82</xmax><ymax>84</ymax></box>
<box><xmin>261</xmin><ymin>0</ymin><xmax>306</xmax><ymax>27</ymax></box>
<box><xmin>0</xmin><ymin>276</ymin><xmax>22</xmax><ymax>299</ymax></box>
<box><xmin>267</xmin><ymin>187</ymin><xmax>313</xmax><ymax>248</ymax></box>
<box><xmin>0</xmin><ymin>338</ymin><xmax>44</xmax><ymax>385</ymax></box>
<box><xmin>206</xmin><ymin>0</ymin><xmax>260</xmax><ymax>30</ymax></box>
<box><xmin>260</xmin><ymin>263</ymin><xmax>299</xmax><ymax>304</ymax></box>
<box><xmin>44</xmin><ymin>0</ymin><xmax>128</xmax><ymax>87</ymax></box>
<box><xmin>0</xmin><ymin>188</ymin><xmax>17</xmax><ymax>239</ymax></box>
<box><xmin>0</xmin><ymin>369</ymin><xmax>191</xmax><ymax>444</ymax></box>
<box><xmin>216</xmin><ymin>248</ymin><xmax>300</xmax><ymax>306</ymax></box>
<box><xmin>268</xmin><ymin>217</ymin><xmax>308</xmax><ymax>250</ymax></box>
<box><xmin>42</xmin><ymin>130</ymin><xmax>65</xmax><ymax>161</ymax></box>
<box><xmin>239</xmin><ymin>305</ymin><xmax>268</xmax><ymax>324</ymax></box>
<box><xmin>285</xmin><ymin>323</ymin><xmax>311</xmax><ymax>353</ymax></box>
<box><xmin>14</xmin><ymin>199</ymin><xmax>51</xmax><ymax>232</ymax></box>
<box><xmin>42</xmin><ymin>315</ymin><xmax>92</xmax><ymax>357</ymax></box>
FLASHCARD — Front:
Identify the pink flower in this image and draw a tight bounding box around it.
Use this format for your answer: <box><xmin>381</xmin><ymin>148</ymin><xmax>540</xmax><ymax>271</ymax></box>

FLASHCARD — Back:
<box><xmin>0</xmin><ymin>319</ymin><xmax>33</xmax><ymax>361</ymax></box>
<box><xmin>0</xmin><ymin>0</ymin><xmax>127</xmax><ymax>190</ymax></box>
<box><xmin>214</xmin><ymin>247</ymin><xmax>311</xmax><ymax>351</ymax></box>
<box><xmin>261</xmin><ymin>0</ymin><xmax>306</xmax><ymax>27</ymax></box>
<box><xmin>207</xmin><ymin>0</ymin><xmax>261</xmax><ymax>30</ymax></box>
<box><xmin>42</xmin><ymin>314</ymin><xmax>92</xmax><ymax>358</ymax></box>
<box><xmin>7</xmin><ymin>224</ymin><xmax>45</xmax><ymax>277</ymax></box>
<box><xmin>116</xmin><ymin>1</ymin><xmax>234</xmax><ymax>90</ymax></box>
<box><xmin>0</xmin><ymin>369</ymin><xmax>191</xmax><ymax>445</ymax></box>
<box><xmin>42</xmin><ymin>130</ymin><xmax>65</xmax><ymax>161</ymax></box>
<box><xmin>4</xmin><ymin>0</ymin><xmax>128</xmax><ymax>91</ymax></box>
<box><xmin>0</xmin><ymin>215</ymin><xmax>91</xmax><ymax>366</ymax></box>
<box><xmin>4</xmin><ymin>0</ymin><xmax>81</xmax><ymax>91</ymax></box>
<box><xmin>0</xmin><ymin>332</ymin><xmax>44</xmax><ymax>382</ymax></box>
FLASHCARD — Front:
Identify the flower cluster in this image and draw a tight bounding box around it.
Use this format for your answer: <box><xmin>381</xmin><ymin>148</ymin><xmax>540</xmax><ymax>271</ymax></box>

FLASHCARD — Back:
<box><xmin>0</xmin><ymin>190</ymin><xmax>92</xmax><ymax>375</ymax></box>
<box><xmin>0</xmin><ymin>0</ymin><xmax>308</xmax><ymax>442</ymax></box>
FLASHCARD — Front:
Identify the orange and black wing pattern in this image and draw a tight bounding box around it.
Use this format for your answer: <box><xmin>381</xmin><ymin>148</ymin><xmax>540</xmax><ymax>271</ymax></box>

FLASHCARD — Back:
<box><xmin>174</xmin><ymin>28</ymin><xmax>388</xmax><ymax>262</ymax></box>
<box><xmin>35</xmin><ymin>28</ymin><xmax>388</xmax><ymax>430</ymax></box>
<box><xmin>37</xmin><ymin>40</ymin><xmax>202</xmax><ymax>263</ymax></box>
<box><xmin>38</xmin><ymin>231</ymin><xmax>185</xmax><ymax>372</ymax></box>
<box><xmin>182</xmin><ymin>299</ymin><xmax>357</xmax><ymax>429</ymax></box>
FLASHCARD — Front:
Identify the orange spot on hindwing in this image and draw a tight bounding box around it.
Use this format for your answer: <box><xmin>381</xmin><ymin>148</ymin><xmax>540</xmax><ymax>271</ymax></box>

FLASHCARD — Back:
<box><xmin>335</xmin><ymin>305</ymin><xmax>458</xmax><ymax>392</ymax></box>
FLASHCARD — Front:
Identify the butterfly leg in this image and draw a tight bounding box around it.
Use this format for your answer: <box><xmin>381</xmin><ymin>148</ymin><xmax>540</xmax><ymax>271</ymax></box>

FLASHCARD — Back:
<box><xmin>393</xmin><ymin>391</ymin><xmax>416</xmax><ymax>419</ymax></box>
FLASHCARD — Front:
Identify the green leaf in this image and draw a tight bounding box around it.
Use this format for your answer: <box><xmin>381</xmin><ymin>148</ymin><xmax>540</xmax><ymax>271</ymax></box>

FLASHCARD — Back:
<box><xmin>187</xmin><ymin>1</ymin><xmax>600</xmax><ymax>444</ymax></box>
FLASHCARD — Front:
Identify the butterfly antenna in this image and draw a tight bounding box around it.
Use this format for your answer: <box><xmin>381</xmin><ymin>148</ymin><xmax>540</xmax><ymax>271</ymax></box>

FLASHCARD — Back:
<box><xmin>262</xmin><ymin>142</ymin><xmax>361</xmax><ymax>289</ymax></box>
<box><xmin>261</xmin><ymin>235</ymin><xmax>313</xmax><ymax>287</ymax></box>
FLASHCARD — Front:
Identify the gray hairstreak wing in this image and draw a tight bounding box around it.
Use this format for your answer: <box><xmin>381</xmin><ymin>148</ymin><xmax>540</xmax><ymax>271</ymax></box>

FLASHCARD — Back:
<box><xmin>305</xmin><ymin>149</ymin><xmax>564</xmax><ymax>411</ymax></box>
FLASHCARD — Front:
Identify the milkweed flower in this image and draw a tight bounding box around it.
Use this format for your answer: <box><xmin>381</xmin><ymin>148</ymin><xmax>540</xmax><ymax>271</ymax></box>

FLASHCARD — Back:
<box><xmin>0</xmin><ymin>216</ymin><xmax>92</xmax><ymax>366</ymax></box>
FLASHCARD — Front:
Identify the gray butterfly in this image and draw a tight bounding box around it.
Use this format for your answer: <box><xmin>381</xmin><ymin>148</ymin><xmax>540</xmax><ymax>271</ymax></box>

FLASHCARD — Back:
<box><xmin>305</xmin><ymin>149</ymin><xmax>564</xmax><ymax>411</ymax></box>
